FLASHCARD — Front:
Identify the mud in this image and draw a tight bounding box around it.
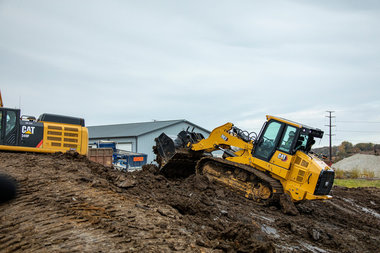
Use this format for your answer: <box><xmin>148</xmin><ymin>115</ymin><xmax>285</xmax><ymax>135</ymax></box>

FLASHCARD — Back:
<box><xmin>1</xmin><ymin>152</ymin><xmax>379</xmax><ymax>252</ymax></box>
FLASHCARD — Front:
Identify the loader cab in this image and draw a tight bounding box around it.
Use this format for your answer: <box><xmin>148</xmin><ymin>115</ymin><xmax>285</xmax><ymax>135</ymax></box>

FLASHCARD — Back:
<box><xmin>253</xmin><ymin>116</ymin><xmax>323</xmax><ymax>162</ymax></box>
<box><xmin>0</xmin><ymin>108</ymin><xmax>20</xmax><ymax>146</ymax></box>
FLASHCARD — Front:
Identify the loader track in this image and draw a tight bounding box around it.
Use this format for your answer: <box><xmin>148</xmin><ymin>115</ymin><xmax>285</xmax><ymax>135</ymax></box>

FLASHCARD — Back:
<box><xmin>196</xmin><ymin>157</ymin><xmax>284</xmax><ymax>205</ymax></box>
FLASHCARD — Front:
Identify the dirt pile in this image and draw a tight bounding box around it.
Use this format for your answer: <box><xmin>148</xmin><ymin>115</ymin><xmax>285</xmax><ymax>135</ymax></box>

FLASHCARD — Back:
<box><xmin>333</xmin><ymin>154</ymin><xmax>380</xmax><ymax>177</ymax></box>
<box><xmin>1</xmin><ymin>152</ymin><xmax>380</xmax><ymax>252</ymax></box>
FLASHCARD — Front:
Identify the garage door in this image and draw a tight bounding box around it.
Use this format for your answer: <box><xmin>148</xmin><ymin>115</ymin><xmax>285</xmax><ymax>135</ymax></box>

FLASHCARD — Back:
<box><xmin>116</xmin><ymin>143</ymin><xmax>132</xmax><ymax>152</ymax></box>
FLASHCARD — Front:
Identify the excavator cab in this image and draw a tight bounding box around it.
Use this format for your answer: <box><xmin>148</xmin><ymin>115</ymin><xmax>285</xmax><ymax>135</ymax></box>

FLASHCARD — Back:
<box><xmin>0</xmin><ymin>92</ymin><xmax>21</xmax><ymax>146</ymax></box>
<box><xmin>0</xmin><ymin>108</ymin><xmax>21</xmax><ymax>146</ymax></box>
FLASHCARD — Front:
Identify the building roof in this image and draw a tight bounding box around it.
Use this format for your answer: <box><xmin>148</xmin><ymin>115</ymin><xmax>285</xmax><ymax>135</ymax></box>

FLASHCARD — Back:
<box><xmin>88</xmin><ymin>119</ymin><xmax>210</xmax><ymax>139</ymax></box>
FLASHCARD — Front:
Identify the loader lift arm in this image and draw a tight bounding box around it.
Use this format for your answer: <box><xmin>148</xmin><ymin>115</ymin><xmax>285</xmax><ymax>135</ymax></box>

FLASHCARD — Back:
<box><xmin>191</xmin><ymin>122</ymin><xmax>254</xmax><ymax>154</ymax></box>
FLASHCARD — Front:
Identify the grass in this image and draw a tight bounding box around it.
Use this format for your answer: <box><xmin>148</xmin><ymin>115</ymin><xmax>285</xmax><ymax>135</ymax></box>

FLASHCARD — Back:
<box><xmin>334</xmin><ymin>179</ymin><xmax>380</xmax><ymax>188</ymax></box>
<box><xmin>334</xmin><ymin>168</ymin><xmax>376</xmax><ymax>179</ymax></box>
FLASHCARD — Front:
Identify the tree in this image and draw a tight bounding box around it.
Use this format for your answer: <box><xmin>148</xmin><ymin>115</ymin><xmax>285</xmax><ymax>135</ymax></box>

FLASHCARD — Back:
<box><xmin>354</xmin><ymin>143</ymin><xmax>374</xmax><ymax>152</ymax></box>
<box><xmin>338</xmin><ymin>141</ymin><xmax>354</xmax><ymax>155</ymax></box>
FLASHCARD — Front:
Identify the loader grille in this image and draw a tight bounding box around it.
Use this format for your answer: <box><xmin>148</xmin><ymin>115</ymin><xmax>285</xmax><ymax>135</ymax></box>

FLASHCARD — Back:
<box><xmin>296</xmin><ymin>169</ymin><xmax>306</xmax><ymax>182</ymax></box>
<box><xmin>314</xmin><ymin>170</ymin><xmax>334</xmax><ymax>195</ymax></box>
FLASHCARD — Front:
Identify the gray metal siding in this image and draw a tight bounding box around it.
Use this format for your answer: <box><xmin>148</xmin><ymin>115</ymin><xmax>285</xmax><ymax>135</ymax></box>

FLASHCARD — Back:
<box><xmin>87</xmin><ymin>120</ymin><xmax>185</xmax><ymax>139</ymax></box>
<box><xmin>89</xmin><ymin>137</ymin><xmax>137</xmax><ymax>152</ymax></box>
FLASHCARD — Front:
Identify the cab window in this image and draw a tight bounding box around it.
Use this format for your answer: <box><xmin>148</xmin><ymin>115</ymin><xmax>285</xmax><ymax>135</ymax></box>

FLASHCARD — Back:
<box><xmin>254</xmin><ymin>121</ymin><xmax>282</xmax><ymax>160</ymax></box>
<box><xmin>6</xmin><ymin>111</ymin><xmax>17</xmax><ymax>136</ymax></box>
<box><xmin>0</xmin><ymin>111</ymin><xmax>3</xmax><ymax>135</ymax></box>
<box><xmin>295</xmin><ymin>133</ymin><xmax>309</xmax><ymax>152</ymax></box>
<box><xmin>279</xmin><ymin>125</ymin><xmax>297</xmax><ymax>153</ymax></box>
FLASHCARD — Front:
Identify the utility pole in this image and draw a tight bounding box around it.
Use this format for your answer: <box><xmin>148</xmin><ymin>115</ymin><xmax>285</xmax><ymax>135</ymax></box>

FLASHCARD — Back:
<box><xmin>325</xmin><ymin>111</ymin><xmax>335</xmax><ymax>165</ymax></box>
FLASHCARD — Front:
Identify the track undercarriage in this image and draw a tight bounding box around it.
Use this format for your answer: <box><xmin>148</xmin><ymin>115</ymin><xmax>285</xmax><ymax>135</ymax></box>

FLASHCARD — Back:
<box><xmin>196</xmin><ymin>157</ymin><xmax>284</xmax><ymax>205</ymax></box>
<box><xmin>154</xmin><ymin>149</ymin><xmax>299</xmax><ymax>213</ymax></box>
<box><xmin>153</xmin><ymin>130</ymin><xmax>299</xmax><ymax>213</ymax></box>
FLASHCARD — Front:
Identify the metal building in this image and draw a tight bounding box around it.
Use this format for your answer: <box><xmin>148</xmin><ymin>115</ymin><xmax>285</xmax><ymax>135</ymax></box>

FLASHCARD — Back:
<box><xmin>88</xmin><ymin>120</ymin><xmax>210</xmax><ymax>164</ymax></box>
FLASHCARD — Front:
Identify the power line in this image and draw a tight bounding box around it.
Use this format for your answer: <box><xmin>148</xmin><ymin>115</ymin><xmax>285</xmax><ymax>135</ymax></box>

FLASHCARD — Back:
<box><xmin>336</xmin><ymin>130</ymin><xmax>380</xmax><ymax>133</ymax></box>
<box><xmin>336</xmin><ymin>120</ymin><xmax>380</xmax><ymax>124</ymax></box>
<box><xmin>334</xmin><ymin>138</ymin><xmax>380</xmax><ymax>142</ymax></box>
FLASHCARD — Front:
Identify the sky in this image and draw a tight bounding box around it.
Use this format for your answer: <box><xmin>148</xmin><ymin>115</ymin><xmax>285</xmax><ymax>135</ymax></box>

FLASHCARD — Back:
<box><xmin>1</xmin><ymin>0</ymin><xmax>380</xmax><ymax>148</ymax></box>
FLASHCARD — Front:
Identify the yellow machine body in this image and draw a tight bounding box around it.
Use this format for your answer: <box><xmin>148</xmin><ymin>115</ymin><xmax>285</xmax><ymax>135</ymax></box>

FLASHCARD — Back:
<box><xmin>188</xmin><ymin>116</ymin><xmax>334</xmax><ymax>202</ymax></box>
<box><xmin>0</xmin><ymin>122</ymin><xmax>88</xmax><ymax>155</ymax></box>
<box><xmin>0</xmin><ymin>106</ymin><xmax>88</xmax><ymax>156</ymax></box>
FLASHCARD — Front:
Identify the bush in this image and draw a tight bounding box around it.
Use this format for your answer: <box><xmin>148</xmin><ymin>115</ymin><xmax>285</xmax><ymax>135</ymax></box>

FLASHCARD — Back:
<box><xmin>334</xmin><ymin>169</ymin><xmax>345</xmax><ymax>179</ymax></box>
<box><xmin>349</xmin><ymin>168</ymin><xmax>360</xmax><ymax>179</ymax></box>
<box><xmin>333</xmin><ymin>167</ymin><xmax>375</xmax><ymax>179</ymax></box>
<box><xmin>354</xmin><ymin>143</ymin><xmax>374</xmax><ymax>152</ymax></box>
<box><xmin>362</xmin><ymin>168</ymin><xmax>375</xmax><ymax>179</ymax></box>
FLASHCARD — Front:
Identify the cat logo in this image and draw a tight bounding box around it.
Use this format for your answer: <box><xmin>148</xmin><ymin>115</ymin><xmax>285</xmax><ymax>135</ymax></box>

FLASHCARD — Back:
<box><xmin>277</xmin><ymin>153</ymin><xmax>288</xmax><ymax>162</ymax></box>
<box><xmin>21</xmin><ymin>126</ymin><xmax>35</xmax><ymax>135</ymax></box>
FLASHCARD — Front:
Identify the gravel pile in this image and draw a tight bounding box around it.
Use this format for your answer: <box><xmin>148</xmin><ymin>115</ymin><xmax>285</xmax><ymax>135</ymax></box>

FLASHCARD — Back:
<box><xmin>333</xmin><ymin>154</ymin><xmax>380</xmax><ymax>177</ymax></box>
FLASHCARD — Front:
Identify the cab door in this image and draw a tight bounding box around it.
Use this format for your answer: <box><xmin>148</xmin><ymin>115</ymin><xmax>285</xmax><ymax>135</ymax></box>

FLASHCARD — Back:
<box><xmin>253</xmin><ymin>120</ymin><xmax>283</xmax><ymax>161</ymax></box>
<box><xmin>0</xmin><ymin>108</ymin><xmax>20</xmax><ymax>146</ymax></box>
<box><xmin>0</xmin><ymin>110</ymin><xmax>3</xmax><ymax>144</ymax></box>
<box><xmin>253</xmin><ymin>120</ymin><xmax>298</xmax><ymax>173</ymax></box>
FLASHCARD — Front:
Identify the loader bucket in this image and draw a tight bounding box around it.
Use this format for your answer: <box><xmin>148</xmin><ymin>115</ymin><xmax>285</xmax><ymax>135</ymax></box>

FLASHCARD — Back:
<box><xmin>154</xmin><ymin>132</ymin><xmax>204</xmax><ymax>178</ymax></box>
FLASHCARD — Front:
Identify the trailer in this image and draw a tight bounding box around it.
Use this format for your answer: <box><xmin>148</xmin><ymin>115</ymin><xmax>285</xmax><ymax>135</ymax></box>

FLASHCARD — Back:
<box><xmin>90</xmin><ymin>141</ymin><xmax>147</xmax><ymax>171</ymax></box>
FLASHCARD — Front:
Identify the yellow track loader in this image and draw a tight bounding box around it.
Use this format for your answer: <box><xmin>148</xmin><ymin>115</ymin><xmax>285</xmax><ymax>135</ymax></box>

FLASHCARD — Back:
<box><xmin>154</xmin><ymin>116</ymin><xmax>334</xmax><ymax>204</ymax></box>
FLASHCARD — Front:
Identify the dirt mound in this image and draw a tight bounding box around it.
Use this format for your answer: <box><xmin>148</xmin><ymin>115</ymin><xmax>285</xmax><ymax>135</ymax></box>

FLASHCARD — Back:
<box><xmin>1</xmin><ymin>152</ymin><xmax>380</xmax><ymax>252</ymax></box>
<box><xmin>333</xmin><ymin>154</ymin><xmax>380</xmax><ymax>177</ymax></box>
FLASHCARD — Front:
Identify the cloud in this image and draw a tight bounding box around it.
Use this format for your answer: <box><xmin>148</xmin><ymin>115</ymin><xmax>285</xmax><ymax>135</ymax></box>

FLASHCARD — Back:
<box><xmin>0</xmin><ymin>0</ymin><xmax>379</xmax><ymax>147</ymax></box>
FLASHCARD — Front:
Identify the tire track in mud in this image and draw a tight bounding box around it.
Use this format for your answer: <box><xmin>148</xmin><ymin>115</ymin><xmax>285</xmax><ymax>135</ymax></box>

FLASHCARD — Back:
<box><xmin>121</xmin><ymin>165</ymin><xmax>380</xmax><ymax>253</ymax></box>
<box><xmin>1</xmin><ymin>152</ymin><xmax>380</xmax><ymax>253</ymax></box>
<box><xmin>0</xmin><ymin>152</ymin><xmax>197</xmax><ymax>252</ymax></box>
